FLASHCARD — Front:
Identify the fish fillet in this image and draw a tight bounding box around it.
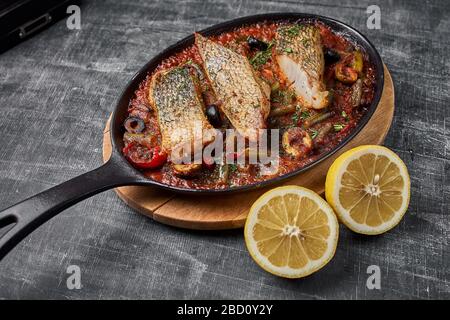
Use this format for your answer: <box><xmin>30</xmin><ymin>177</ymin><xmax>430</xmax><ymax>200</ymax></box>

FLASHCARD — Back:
<box><xmin>276</xmin><ymin>24</ymin><xmax>329</xmax><ymax>109</ymax></box>
<box><xmin>148</xmin><ymin>66</ymin><xmax>214</xmax><ymax>157</ymax></box>
<box><xmin>195</xmin><ymin>33</ymin><xmax>270</xmax><ymax>140</ymax></box>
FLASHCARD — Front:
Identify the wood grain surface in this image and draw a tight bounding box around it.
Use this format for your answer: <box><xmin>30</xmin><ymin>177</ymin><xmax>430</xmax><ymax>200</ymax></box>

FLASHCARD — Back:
<box><xmin>101</xmin><ymin>66</ymin><xmax>394</xmax><ymax>230</ymax></box>
<box><xmin>0</xmin><ymin>0</ymin><xmax>448</xmax><ymax>300</ymax></box>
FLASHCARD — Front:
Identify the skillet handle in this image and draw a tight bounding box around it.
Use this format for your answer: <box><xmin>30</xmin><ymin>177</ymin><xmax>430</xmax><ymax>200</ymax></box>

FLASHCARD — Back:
<box><xmin>0</xmin><ymin>159</ymin><xmax>138</xmax><ymax>260</ymax></box>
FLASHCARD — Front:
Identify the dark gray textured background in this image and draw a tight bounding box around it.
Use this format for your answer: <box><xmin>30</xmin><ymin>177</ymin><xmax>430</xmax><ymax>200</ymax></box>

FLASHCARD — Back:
<box><xmin>0</xmin><ymin>0</ymin><xmax>448</xmax><ymax>299</ymax></box>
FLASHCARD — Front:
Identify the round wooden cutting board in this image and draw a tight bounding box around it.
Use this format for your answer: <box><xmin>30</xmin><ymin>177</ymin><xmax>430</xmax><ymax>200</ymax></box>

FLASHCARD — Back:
<box><xmin>103</xmin><ymin>65</ymin><xmax>394</xmax><ymax>230</ymax></box>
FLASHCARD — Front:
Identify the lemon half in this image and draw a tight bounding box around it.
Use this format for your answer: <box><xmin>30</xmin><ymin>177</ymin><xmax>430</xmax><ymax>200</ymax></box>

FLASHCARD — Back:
<box><xmin>325</xmin><ymin>145</ymin><xmax>410</xmax><ymax>235</ymax></box>
<box><xmin>244</xmin><ymin>186</ymin><xmax>339</xmax><ymax>278</ymax></box>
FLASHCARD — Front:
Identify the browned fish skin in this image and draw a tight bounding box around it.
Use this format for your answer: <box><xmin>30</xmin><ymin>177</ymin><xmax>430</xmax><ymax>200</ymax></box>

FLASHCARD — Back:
<box><xmin>195</xmin><ymin>33</ymin><xmax>270</xmax><ymax>140</ymax></box>
<box><xmin>148</xmin><ymin>66</ymin><xmax>213</xmax><ymax>155</ymax></box>
<box><xmin>276</xmin><ymin>24</ymin><xmax>329</xmax><ymax>109</ymax></box>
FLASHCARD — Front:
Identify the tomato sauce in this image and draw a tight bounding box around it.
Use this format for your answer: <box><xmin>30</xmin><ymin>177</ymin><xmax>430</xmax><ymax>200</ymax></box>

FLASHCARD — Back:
<box><xmin>123</xmin><ymin>21</ymin><xmax>377</xmax><ymax>190</ymax></box>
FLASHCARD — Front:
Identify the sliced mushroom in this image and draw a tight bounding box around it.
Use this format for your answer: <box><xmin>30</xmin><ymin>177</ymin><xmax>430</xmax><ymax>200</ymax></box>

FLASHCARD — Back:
<box><xmin>173</xmin><ymin>164</ymin><xmax>202</xmax><ymax>177</ymax></box>
<box><xmin>282</xmin><ymin>127</ymin><xmax>313</xmax><ymax>159</ymax></box>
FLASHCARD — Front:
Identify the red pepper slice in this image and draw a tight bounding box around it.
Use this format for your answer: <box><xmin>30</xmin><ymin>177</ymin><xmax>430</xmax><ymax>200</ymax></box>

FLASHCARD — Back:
<box><xmin>335</xmin><ymin>123</ymin><xmax>352</xmax><ymax>136</ymax></box>
<box><xmin>123</xmin><ymin>143</ymin><xmax>167</xmax><ymax>169</ymax></box>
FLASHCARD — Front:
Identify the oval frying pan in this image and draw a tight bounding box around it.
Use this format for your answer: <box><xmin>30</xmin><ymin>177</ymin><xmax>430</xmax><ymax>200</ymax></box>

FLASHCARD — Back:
<box><xmin>0</xmin><ymin>13</ymin><xmax>384</xmax><ymax>260</ymax></box>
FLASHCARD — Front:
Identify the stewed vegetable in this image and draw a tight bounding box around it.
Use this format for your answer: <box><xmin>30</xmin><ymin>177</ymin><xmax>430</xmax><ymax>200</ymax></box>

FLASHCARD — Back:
<box><xmin>124</xmin><ymin>117</ymin><xmax>145</xmax><ymax>134</ymax></box>
<box><xmin>335</xmin><ymin>63</ymin><xmax>358</xmax><ymax>84</ymax></box>
<box><xmin>123</xmin><ymin>143</ymin><xmax>167</xmax><ymax>169</ymax></box>
<box><xmin>173</xmin><ymin>164</ymin><xmax>202</xmax><ymax>177</ymax></box>
<box><xmin>334</xmin><ymin>51</ymin><xmax>363</xmax><ymax>84</ymax></box>
<box><xmin>351</xmin><ymin>51</ymin><xmax>363</xmax><ymax>73</ymax></box>
<box><xmin>282</xmin><ymin>127</ymin><xmax>313</xmax><ymax>159</ymax></box>
<box><xmin>303</xmin><ymin>112</ymin><xmax>333</xmax><ymax>128</ymax></box>
<box><xmin>351</xmin><ymin>79</ymin><xmax>363</xmax><ymax>107</ymax></box>
<box><xmin>269</xmin><ymin>104</ymin><xmax>296</xmax><ymax>117</ymax></box>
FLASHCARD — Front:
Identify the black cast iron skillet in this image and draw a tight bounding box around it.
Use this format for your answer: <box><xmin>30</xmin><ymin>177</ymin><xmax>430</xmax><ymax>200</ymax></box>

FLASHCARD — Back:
<box><xmin>0</xmin><ymin>13</ymin><xmax>384</xmax><ymax>260</ymax></box>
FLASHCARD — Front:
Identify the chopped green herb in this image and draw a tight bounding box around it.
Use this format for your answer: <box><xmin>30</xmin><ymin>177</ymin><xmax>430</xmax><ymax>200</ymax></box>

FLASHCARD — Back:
<box><xmin>341</xmin><ymin>111</ymin><xmax>349</xmax><ymax>121</ymax></box>
<box><xmin>271</xmin><ymin>88</ymin><xmax>296</xmax><ymax>104</ymax></box>
<box><xmin>310</xmin><ymin>129</ymin><xmax>318</xmax><ymax>139</ymax></box>
<box><xmin>229</xmin><ymin>164</ymin><xmax>238</xmax><ymax>173</ymax></box>
<box><xmin>301</xmin><ymin>111</ymin><xmax>310</xmax><ymax>120</ymax></box>
<box><xmin>284</xmin><ymin>47</ymin><xmax>293</xmax><ymax>53</ymax></box>
<box><xmin>292</xmin><ymin>112</ymin><xmax>299</xmax><ymax>124</ymax></box>
<box><xmin>271</xmin><ymin>96</ymin><xmax>280</xmax><ymax>103</ymax></box>
<box><xmin>270</xmin><ymin>81</ymin><xmax>280</xmax><ymax>93</ymax></box>
<box><xmin>250</xmin><ymin>51</ymin><xmax>267</xmax><ymax>67</ymax></box>
<box><xmin>249</xmin><ymin>41</ymin><xmax>274</xmax><ymax>68</ymax></box>
<box><xmin>333</xmin><ymin>124</ymin><xmax>345</xmax><ymax>132</ymax></box>
<box><xmin>284</xmin><ymin>24</ymin><xmax>302</xmax><ymax>37</ymax></box>
<box><xmin>173</xmin><ymin>66</ymin><xmax>189</xmax><ymax>76</ymax></box>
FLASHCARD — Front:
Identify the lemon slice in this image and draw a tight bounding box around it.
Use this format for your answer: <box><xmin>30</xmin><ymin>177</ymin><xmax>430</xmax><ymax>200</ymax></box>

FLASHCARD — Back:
<box><xmin>325</xmin><ymin>145</ymin><xmax>410</xmax><ymax>235</ymax></box>
<box><xmin>244</xmin><ymin>186</ymin><xmax>339</xmax><ymax>278</ymax></box>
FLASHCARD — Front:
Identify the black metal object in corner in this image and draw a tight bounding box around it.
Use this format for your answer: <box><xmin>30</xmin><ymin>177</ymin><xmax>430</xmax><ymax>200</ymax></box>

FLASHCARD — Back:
<box><xmin>0</xmin><ymin>0</ymin><xmax>82</xmax><ymax>54</ymax></box>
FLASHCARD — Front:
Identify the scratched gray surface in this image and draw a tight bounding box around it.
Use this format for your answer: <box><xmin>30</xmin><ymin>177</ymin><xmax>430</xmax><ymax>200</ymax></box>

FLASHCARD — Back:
<box><xmin>0</xmin><ymin>0</ymin><xmax>448</xmax><ymax>300</ymax></box>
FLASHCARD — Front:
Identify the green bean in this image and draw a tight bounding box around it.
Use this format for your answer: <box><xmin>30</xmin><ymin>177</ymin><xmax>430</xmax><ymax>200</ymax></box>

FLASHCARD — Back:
<box><xmin>314</xmin><ymin>123</ymin><xmax>333</xmax><ymax>143</ymax></box>
<box><xmin>219</xmin><ymin>164</ymin><xmax>229</xmax><ymax>184</ymax></box>
<box><xmin>303</xmin><ymin>112</ymin><xmax>333</xmax><ymax>128</ymax></box>
<box><xmin>269</xmin><ymin>104</ymin><xmax>296</xmax><ymax>117</ymax></box>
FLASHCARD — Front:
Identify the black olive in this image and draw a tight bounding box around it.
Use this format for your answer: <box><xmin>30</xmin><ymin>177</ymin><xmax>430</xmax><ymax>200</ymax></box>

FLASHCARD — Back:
<box><xmin>205</xmin><ymin>104</ymin><xmax>221</xmax><ymax>127</ymax></box>
<box><xmin>324</xmin><ymin>48</ymin><xmax>340</xmax><ymax>64</ymax></box>
<box><xmin>247</xmin><ymin>36</ymin><xmax>268</xmax><ymax>51</ymax></box>
<box><xmin>124</xmin><ymin>116</ymin><xmax>145</xmax><ymax>133</ymax></box>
